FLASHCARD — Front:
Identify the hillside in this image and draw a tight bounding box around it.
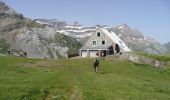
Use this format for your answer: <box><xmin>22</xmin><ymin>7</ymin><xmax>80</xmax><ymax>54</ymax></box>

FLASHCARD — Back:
<box><xmin>0</xmin><ymin>1</ymin><xmax>81</xmax><ymax>58</ymax></box>
<box><xmin>0</xmin><ymin>1</ymin><xmax>168</xmax><ymax>58</ymax></box>
<box><xmin>36</xmin><ymin>19</ymin><xmax>166</xmax><ymax>54</ymax></box>
<box><xmin>0</xmin><ymin>56</ymin><xmax>170</xmax><ymax>99</ymax></box>
<box><xmin>164</xmin><ymin>42</ymin><xmax>170</xmax><ymax>53</ymax></box>
<box><xmin>110</xmin><ymin>24</ymin><xmax>166</xmax><ymax>54</ymax></box>
<box><xmin>34</xmin><ymin>19</ymin><xmax>95</xmax><ymax>43</ymax></box>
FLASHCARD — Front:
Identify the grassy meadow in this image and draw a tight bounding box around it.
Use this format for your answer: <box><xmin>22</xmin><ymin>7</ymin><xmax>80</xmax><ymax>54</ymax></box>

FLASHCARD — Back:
<box><xmin>0</xmin><ymin>56</ymin><xmax>170</xmax><ymax>100</ymax></box>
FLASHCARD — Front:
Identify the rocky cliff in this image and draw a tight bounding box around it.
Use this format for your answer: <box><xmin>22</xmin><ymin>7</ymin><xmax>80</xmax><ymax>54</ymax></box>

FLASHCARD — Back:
<box><xmin>0</xmin><ymin>1</ymin><xmax>168</xmax><ymax>59</ymax></box>
<box><xmin>164</xmin><ymin>42</ymin><xmax>170</xmax><ymax>53</ymax></box>
<box><xmin>110</xmin><ymin>24</ymin><xmax>167</xmax><ymax>54</ymax></box>
<box><xmin>36</xmin><ymin>18</ymin><xmax>167</xmax><ymax>54</ymax></box>
<box><xmin>0</xmin><ymin>1</ymin><xmax>81</xmax><ymax>58</ymax></box>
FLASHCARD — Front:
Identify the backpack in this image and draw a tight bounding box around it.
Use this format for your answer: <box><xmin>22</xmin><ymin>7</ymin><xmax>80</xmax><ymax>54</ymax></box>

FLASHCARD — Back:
<box><xmin>94</xmin><ymin>59</ymin><xmax>99</xmax><ymax>67</ymax></box>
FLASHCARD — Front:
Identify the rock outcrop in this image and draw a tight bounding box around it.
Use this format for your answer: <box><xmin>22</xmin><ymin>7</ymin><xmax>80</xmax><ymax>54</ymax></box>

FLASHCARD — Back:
<box><xmin>0</xmin><ymin>1</ymin><xmax>81</xmax><ymax>58</ymax></box>
<box><xmin>127</xmin><ymin>54</ymin><xmax>165</xmax><ymax>68</ymax></box>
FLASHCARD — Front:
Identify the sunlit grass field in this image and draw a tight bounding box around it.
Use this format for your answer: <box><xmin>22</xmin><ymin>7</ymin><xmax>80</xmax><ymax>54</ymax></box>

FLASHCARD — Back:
<box><xmin>0</xmin><ymin>56</ymin><xmax>170</xmax><ymax>100</ymax></box>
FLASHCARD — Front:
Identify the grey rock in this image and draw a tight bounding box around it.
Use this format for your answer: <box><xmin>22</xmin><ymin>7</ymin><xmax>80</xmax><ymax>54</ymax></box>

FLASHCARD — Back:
<box><xmin>127</xmin><ymin>54</ymin><xmax>165</xmax><ymax>68</ymax></box>
<box><xmin>0</xmin><ymin>1</ymin><xmax>81</xmax><ymax>58</ymax></box>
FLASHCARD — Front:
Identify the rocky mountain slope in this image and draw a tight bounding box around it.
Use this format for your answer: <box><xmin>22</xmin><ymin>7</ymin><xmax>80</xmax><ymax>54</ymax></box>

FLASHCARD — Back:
<box><xmin>0</xmin><ymin>1</ymin><xmax>168</xmax><ymax>58</ymax></box>
<box><xmin>164</xmin><ymin>42</ymin><xmax>170</xmax><ymax>53</ymax></box>
<box><xmin>110</xmin><ymin>24</ymin><xmax>167</xmax><ymax>54</ymax></box>
<box><xmin>36</xmin><ymin>19</ymin><xmax>167</xmax><ymax>54</ymax></box>
<box><xmin>0</xmin><ymin>1</ymin><xmax>81</xmax><ymax>58</ymax></box>
<box><xmin>34</xmin><ymin>19</ymin><xmax>96</xmax><ymax>43</ymax></box>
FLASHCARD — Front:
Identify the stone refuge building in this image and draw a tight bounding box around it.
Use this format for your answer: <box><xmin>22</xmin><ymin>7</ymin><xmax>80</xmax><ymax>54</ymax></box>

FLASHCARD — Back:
<box><xmin>79</xmin><ymin>27</ymin><xmax>131</xmax><ymax>57</ymax></box>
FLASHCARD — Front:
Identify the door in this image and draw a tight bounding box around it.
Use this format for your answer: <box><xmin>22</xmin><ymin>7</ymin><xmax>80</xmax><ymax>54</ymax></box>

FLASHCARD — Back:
<box><xmin>89</xmin><ymin>50</ymin><xmax>98</xmax><ymax>57</ymax></box>
<box><xmin>81</xmin><ymin>50</ymin><xmax>87</xmax><ymax>57</ymax></box>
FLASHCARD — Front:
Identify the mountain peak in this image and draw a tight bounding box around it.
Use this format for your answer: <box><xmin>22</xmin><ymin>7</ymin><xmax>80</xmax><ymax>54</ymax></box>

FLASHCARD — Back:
<box><xmin>0</xmin><ymin>1</ymin><xmax>10</xmax><ymax>11</ymax></box>
<box><xmin>0</xmin><ymin>1</ymin><xmax>17</xmax><ymax>14</ymax></box>
<box><xmin>117</xmin><ymin>23</ymin><xmax>130</xmax><ymax>30</ymax></box>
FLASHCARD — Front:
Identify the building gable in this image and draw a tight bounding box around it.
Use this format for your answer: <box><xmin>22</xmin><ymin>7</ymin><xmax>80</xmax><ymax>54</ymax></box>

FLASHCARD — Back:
<box><xmin>80</xmin><ymin>27</ymin><xmax>131</xmax><ymax>52</ymax></box>
<box><xmin>80</xmin><ymin>28</ymin><xmax>113</xmax><ymax>49</ymax></box>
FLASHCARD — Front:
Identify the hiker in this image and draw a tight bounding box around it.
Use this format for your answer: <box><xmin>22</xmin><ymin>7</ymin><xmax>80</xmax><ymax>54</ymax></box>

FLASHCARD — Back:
<box><xmin>7</xmin><ymin>50</ymin><xmax>11</xmax><ymax>55</ymax></box>
<box><xmin>24</xmin><ymin>52</ymin><xmax>27</xmax><ymax>58</ymax></box>
<box><xmin>115</xmin><ymin>44</ymin><xmax>120</xmax><ymax>56</ymax></box>
<box><xmin>107</xmin><ymin>45</ymin><xmax>114</xmax><ymax>55</ymax></box>
<box><xmin>93</xmin><ymin>58</ymin><xmax>99</xmax><ymax>73</ymax></box>
<box><xmin>96</xmin><ymin>51</ymin><xmax>99</xmax><ymax>58</ymax></box>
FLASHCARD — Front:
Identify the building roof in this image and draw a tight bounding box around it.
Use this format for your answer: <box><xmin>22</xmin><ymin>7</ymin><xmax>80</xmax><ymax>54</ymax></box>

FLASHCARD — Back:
<box><xmin>99</xmin><ymin>28</ymin><xmax>131</xmax><ymax>52</ymax></box>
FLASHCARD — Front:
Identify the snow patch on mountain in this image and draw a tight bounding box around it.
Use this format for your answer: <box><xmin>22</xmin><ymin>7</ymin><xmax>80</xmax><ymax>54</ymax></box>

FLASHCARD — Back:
<box><xmin>34</xmin><ymin>19</ymin><xmax>167</xmax><ymax>54</ymax></box>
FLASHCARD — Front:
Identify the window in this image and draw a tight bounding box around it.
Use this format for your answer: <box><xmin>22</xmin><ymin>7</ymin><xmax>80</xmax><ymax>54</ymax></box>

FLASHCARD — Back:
<box><xmin>93</xmin><ymin>41</ymin><xmax>96</xmax><ymax>45</ymax></box>
<box><xmin>102</xmin><ymin>40</ymin><xmax>105</xmax><ymax>45</ymax></box>
<box><xmin>97</xmin><ymin>32</ymin><xmax>100</xmax><ymax>37</ymax></box>
<box><xmin>118</xmin><ymin>41</ymin><xmax>122</xmax><ymax>44</ymax></box>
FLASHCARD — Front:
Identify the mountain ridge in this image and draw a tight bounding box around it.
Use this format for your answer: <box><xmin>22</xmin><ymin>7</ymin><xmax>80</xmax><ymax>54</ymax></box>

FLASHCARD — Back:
<box><xmin>164</xmin><ymin>42</ymin><xmax>170</xmax><ymax>53</ymax></box>
<box><xmin>35</xmin><ymin>19</ymin><xmax>167</xmax><ymax>54</ymax></box>
<box><xmin>0</xmin><ymin>1</ymin><xmax>168</xmax><ymax>58</ymax></box>
<box><xmin>0</xmin><ymin>1</ymin><xmax>81</xmax><ymax>58</ymax></box>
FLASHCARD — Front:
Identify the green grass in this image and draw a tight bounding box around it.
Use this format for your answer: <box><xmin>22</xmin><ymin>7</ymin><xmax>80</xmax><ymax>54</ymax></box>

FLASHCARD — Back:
<box><xmin>0</xmin><ymin>56</ymin><xmax>170</xmax><ymax>100</ymax></box>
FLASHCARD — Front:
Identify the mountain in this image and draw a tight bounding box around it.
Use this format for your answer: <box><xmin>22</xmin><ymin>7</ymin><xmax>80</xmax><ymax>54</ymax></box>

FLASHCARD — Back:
<box><xmin>110</xmin><ymin>24</ymin><xmax>167</xmax><ymax>54</ymax></box>
<box><xmin>34</xmin><ymin>19</ymin><xmax>96</xmax><ymax>44</ymax></box>
<box><xmin>0</xmin><ymin>1</ymin><xmax>81</xmax><ymax>58</ymax></box>
<box><xmin>36</xmin><ymin>19</ymin><xmax>166</xmax><ymax>54</ymax></box>
<box><xmin>164</xmin><ymin>42</ymin><xmax>170</xmax><ymax>53</ymax></box>
<box><xmin>0</xmin><ymin>1</ymin><xmax>167</xmax><ymax>58</ymax></box>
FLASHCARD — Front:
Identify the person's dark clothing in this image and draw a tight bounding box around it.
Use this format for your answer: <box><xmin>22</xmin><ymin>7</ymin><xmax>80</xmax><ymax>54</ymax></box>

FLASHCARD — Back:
<box><xmin>94</xmin><ymin>58</ymin><xmax>99</xmax><ymax>73</ymax></box>
<box><xmin>115</xmin><ymin>44</ymin><xmax>120</xmax><ymax>54</ymax></box>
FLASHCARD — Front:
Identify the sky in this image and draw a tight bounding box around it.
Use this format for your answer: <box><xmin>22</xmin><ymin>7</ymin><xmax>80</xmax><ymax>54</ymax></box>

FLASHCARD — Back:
<box><xmin>2</xmin><ymin>0</ymin><xmax>170</xmax><ymax>43</ymax></box>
